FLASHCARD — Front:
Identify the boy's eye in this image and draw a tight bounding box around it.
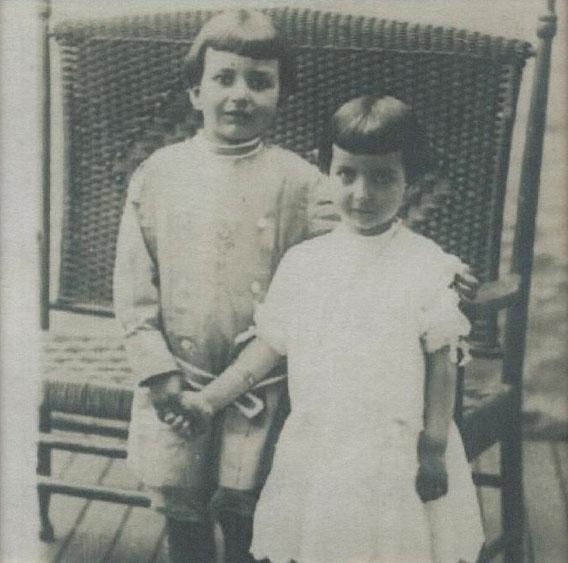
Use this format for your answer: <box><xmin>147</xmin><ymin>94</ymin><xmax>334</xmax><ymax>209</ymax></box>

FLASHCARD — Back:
<box><xmin>213</xmin><ymin>72</ymin><xmax>234</xmax><ymax>87</ymax></box>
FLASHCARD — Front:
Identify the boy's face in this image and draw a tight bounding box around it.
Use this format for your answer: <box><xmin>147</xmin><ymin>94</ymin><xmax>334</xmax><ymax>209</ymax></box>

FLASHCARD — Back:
<box><xmin>189</xmin><ymin>48</ymin><xmax>280</xmax><ymax>144</ymax></box>
<box><xmin>330</xmin><ymin>145</ymin><xmax>406</xmax><ymax>235</ymax></box>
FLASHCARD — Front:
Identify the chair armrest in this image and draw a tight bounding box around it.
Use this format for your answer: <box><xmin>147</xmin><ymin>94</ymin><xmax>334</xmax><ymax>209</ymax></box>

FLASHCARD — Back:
<box><xmin>462</xmin><ymin>273</ymin><xmax>521</xmax><ymax>315</ymax></box>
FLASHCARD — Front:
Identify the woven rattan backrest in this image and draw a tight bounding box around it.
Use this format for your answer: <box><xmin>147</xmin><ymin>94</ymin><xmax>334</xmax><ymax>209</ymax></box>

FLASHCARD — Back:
<box><xmin>53</xmin><ymin>8</ymin><xmax>532</xmax><ymax>322</ymax></box>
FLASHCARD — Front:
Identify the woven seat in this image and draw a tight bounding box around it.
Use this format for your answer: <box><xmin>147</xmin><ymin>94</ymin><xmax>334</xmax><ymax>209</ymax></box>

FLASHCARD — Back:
<box><xmin>42</xmin><ymin>334</ymin><xmax>133</xmax><ymax>421</ymax></box>
<box><xmin>37</xmin><ymin>5</ymin><xmax>558</xmax><ymax>561</ymax></box>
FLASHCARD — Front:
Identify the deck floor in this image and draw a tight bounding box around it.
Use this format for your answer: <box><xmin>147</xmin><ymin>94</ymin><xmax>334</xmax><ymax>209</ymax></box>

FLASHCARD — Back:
<box><xmin>39</xmin><ymin>439</ymin><xmax>568</xmax><ymax>563</ymax></box>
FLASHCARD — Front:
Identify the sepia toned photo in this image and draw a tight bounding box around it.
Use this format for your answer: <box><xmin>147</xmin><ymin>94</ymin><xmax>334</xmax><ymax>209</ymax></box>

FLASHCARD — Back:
<box><xmin>0</xmin><ymin>1</ymin><xmax>566</xmax><ymax>561</ymax></box>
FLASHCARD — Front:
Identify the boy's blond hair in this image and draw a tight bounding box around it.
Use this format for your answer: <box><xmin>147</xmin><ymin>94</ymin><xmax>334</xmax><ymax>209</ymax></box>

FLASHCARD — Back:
<box><xmin>183</xmin><ymin>9</ymin><xmax>295</xmax><ymax>98</ymax></box>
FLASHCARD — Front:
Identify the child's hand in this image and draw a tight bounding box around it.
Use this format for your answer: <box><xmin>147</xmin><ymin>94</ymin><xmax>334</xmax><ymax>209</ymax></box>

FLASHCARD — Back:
<box><xmin>415</xmin><ymin>457</ymin><xmax>448</xmax><ymax>502</ymax></box>
<box><xmin>453</xmin><ymin>268</ymin><xmax>479</xmax><ymax>302</ymax></box>
<box><xmin>161</xmin><ymin>409</ymin><xmax>194</xmax><ymax>440</ymax></box>
<box><xmin>148</xmin><ymin>370</ymin><xmax>184</xmax><ymax>421</ymax></box>
<box><xmin>415</xmin><ymin>431</ymin><xmax>448</xmax><ymax>503</ymax></box>
<box><xmin>177</xmin><ymin>391</ymin><xmax>215</xmax><ymax>437</ymax></box>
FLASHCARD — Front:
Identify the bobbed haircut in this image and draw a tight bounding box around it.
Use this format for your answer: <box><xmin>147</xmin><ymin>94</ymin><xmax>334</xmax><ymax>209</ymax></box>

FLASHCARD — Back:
<box><xmin>319</xmin><ymin>95</ymin><xmax>438</xmax><ymax>184</ymax></box>
<box><xmin>183</xmin><ymin>9</ymin><xmax>295</xmax><ymax>98</ymax></box>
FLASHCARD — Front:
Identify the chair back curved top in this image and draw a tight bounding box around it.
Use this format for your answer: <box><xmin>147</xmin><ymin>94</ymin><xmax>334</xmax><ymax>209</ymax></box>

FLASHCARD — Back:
<box><xmin>52</xmin><ymin>8</ymin><xmax>533</xmax><ymax>342</ymax></box>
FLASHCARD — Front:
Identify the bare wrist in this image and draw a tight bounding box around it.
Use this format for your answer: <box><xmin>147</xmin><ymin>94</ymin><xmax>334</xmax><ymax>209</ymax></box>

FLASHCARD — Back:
<box><xmin>196</xmin><ymin>393</ymin><xmax>216</xmax><ymax>416</ymax></box>
<box><xmin>418</xmin><ymin>431</ymin><xmax>447</xmax><ymax>461</ymax></box>
<box><xmin>200</xmin><ymin>366</ymin><xmax>259</xmax><ymax>412</ymax></box>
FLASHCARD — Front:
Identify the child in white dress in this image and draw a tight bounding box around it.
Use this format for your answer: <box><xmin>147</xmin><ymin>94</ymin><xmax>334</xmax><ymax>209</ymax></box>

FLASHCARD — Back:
<box><xmin>178</xmin><ymin>94</ymin><xmax>486</xmax><ymax>562</ymax></box>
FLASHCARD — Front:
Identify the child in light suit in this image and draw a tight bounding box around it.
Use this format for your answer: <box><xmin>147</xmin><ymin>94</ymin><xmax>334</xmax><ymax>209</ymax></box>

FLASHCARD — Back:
<box><xmin>114</xmin><ymin>10</ymin><xmax>320</xmax><ymax>562</ymax></box>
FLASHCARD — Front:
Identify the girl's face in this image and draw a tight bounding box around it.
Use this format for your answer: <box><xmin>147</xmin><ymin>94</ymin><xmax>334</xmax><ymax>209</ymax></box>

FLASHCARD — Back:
<box><xmin>189</xmin><ymin>48</ymin><xmax>280</xmax><ymax>145</ymax></box>
<box><xmin>330</xmin><ymin>145</ymin><xmax>406</xmax><ymax>235</ymax></box>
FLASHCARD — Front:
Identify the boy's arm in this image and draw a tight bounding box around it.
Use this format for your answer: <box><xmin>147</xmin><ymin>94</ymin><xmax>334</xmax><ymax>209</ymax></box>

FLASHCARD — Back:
<box><xmin>113</xmin><ymin>167</ymin><xmax>180</xmax><ymax>388</ymax></box>
<box><xmin>416</xmin><ymin>346</ymin><xmax>456</xmax><ymax>502</ymax></box>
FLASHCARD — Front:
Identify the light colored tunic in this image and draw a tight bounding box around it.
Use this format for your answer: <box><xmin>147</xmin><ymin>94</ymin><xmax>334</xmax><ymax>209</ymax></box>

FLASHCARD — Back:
<box><xmin>113</xmin><ymin>132</ymin><xmax>320</xmax><ymax>514</ymax></box>
<box><xmin>251</xmin><ymin>222</ymin><xmax>485</xmax><ymax>563</ymax></box>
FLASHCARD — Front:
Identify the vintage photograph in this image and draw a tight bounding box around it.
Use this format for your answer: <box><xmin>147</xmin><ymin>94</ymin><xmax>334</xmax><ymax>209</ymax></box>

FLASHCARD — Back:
<box><xmin>1</xmin><ymin>0</ymin><xmax>566</xmax><ymax>562</ymax></box>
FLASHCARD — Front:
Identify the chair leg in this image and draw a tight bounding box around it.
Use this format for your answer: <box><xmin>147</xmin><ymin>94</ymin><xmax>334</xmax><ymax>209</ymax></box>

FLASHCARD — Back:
<box><xmin>38</xmin><ymin>486</ymin><xmax>54</xmax><ymax>542</ymax></box>
<box><xmin>37</xmin><ymin>403</ymin><xmax>54</xmax><ymax>542</ymax></box>
<box><xmin>501</xmin><ymin>419</ymin><xmax>523</xmax><ymax>563</ymax></box>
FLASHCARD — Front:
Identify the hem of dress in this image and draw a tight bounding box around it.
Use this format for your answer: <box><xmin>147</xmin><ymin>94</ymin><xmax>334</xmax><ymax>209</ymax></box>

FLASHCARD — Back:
<box><xmin>251</xmin><ymin>541</ymin><xmax>487</xmax><ymax>563</ymax></box>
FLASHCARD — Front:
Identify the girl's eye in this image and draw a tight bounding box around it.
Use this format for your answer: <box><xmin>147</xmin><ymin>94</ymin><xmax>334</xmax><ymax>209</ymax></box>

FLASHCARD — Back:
<box><xmin>374</xmin><ymin>171</ymin><xmax>395</xmax><ymax>187</ymax></box>
<box><xmin>247</xmin><ymin>74</ymin><xmax>274</xmax><ymax>91</ymax></box>
<box><xmin>336</xmin><ymin>169</ymin><xmax>356</xmax><ymax>185</ymax></box>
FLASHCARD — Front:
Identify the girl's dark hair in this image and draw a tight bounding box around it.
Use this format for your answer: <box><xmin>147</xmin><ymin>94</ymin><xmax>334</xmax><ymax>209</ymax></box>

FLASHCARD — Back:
<box><xmin>183</xmin><ymin>10</ymin><xmax>295</xmax><ymax>98</ymax></box>
<box><xmin>319</xmin><ymin>95</ymin><xmax>438</xmax><ymax>184</ymax></box>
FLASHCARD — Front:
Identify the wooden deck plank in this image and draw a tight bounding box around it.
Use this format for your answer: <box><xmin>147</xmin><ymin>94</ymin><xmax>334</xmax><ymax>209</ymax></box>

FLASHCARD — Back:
<box><xmin>101</xmin><ymin>460</ymin><xmax>165</xmax><ymax>563</ymax></box>
<box><xmin>473</xmin><ymin>444</ymin><xmax>504</xmax><ymax>563</ymax></box>
<box><xmin>38</xmin><ymin>451</ymin><xmax>94</xmax><ymax>563</ymax></box>
<box><xmin>150</xmin><ymin>530</ymin><xmax>169</xmax><ymax>563</ymax></box>
<box><xmin>102</xmin><ymin>505</ymin><xmax>165</xmax><ymax>563</ymax></box>
<box><xmin>550</xmin><ymin>441</ymin><xmax>568</xmax><ymax>509</ymax></box>
<box><xmin>43</xmin><ymin>453</ymin><xmax>112</xmax><ymax>563</ymax></box>
<box><xmin>524</xmin><ymin>441</ymin><xmax>568</xmax><ymax>563</ymax></box>
<box><xmin>54</xmin><ymin>457</ymin><xmax>126</xmax><ymax>563</ymax></box>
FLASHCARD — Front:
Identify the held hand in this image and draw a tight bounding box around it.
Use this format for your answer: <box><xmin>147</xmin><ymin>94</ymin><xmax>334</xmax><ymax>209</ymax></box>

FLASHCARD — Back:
<box><xmin>178</xmin><ymin>391</ymin><xmax>215</xmax><ymax>437</ymax></box>
<box><xmin>453</xmin><ymin>267</ymin><xmax>479</xmax><ymax>302</ymax></box>
<box><xmin>415</xmin><ymin>431</ymin><xmax>448</xmax><ymax>503</ymax></box>
<box><xmin>148</xmin><ymin>370</ymin><xmax>184</xmax><ymax>422</ymax></box>
<box><xmin>161</xmin><ymin>410</ymin><xmax>194</xmax><ymax>440</ymax></box>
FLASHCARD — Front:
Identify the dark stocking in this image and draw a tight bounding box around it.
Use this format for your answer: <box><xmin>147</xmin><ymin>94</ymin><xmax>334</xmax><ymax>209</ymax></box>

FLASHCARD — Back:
<box><xmin>166</xmin><ymin>517</ymin><xmax>216</xmax><ymax>563</ymax></box>
<box><xmin>217</xmin><ymin>512</ymin><xmax>254</xmax><ymax>563</ymax></box>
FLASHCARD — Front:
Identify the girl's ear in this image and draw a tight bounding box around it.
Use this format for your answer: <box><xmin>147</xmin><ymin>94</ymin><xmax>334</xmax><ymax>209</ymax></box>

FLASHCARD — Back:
<box><xmin>188</xmin><ymin>87</ymin><xmax>202</xmax><ymax>111</ymax></box>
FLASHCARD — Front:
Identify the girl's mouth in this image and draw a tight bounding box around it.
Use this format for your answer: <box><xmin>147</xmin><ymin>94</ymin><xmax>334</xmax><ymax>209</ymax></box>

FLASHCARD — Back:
<box><xmin>351</xmin><ymin>208</ymin><xmax>376</xmax><ymax>216</ymax></box>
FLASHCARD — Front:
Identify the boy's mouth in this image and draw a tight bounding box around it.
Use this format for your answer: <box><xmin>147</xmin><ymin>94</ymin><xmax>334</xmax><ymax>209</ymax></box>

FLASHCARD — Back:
<box><xmin>223</xmin><ymin>110</ymin><xmax>251</xmax><ymax>123</ymax></box>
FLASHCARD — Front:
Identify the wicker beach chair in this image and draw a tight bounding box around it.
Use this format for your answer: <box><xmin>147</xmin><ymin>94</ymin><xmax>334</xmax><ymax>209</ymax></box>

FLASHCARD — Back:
<box><xmin>38</xmin><ymin>4</ymin><xmax>557</xmax><ymax>561</ymax></box>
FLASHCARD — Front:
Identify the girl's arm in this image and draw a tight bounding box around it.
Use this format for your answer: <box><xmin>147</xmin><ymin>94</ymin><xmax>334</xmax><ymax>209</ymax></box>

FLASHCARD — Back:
<box><xmin>190</xmin><ymin>336</ymin><xmax>282</xmax><ymax>413</ymax></box>
<box><xmin>170</xmin><ymin>338</ymin><xmax>282</xmax><ymax>436</ymax></box>
<box><xmin>423</xmin><ymin>345</ymin><xmax>457</xmax><ymax>445</ymax></box>
<box><xmin>416</xmin><ymin>345</ymin><xmax>456</xmax><ymax>503</ymax></box>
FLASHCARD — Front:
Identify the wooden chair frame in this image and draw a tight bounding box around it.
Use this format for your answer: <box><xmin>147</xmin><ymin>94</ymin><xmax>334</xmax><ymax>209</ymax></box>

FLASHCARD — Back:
<box><xmin>37</xmin><ymin>3</ymin><xmax>558</xmax><ymax>562</ymax></box>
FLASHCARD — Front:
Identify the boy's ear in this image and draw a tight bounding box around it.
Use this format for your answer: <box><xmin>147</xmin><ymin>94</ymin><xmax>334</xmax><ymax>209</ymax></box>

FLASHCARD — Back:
<box><xmin>188</xmin><ymin>86</ymin><xmax>202</xmax><ymax>110</ymax></box>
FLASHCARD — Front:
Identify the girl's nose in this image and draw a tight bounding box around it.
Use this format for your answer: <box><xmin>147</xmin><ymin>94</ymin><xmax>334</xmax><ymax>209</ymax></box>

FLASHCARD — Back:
<box><xmin>229</xmin><ymin>78</ymin><xmax>250</xmax><ymax>102</ymax></box>
<box><xmin>352</xmin><ymin>178</ymin><xmax>370</xmax><ymax>201</ymax></box>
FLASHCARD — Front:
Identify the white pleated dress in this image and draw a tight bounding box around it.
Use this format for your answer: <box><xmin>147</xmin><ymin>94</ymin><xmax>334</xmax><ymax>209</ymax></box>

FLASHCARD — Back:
<box><xmin>250</xmin><ymin>222</ymin><xmax>485</xmax><ymax>563</ymax></box>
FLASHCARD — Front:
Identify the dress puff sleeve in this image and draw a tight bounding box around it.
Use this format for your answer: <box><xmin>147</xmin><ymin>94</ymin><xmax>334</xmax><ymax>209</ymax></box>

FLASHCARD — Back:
<box><xmin>254</xmin><ymin>248</ymin><xmax>302</xmax><ymax>356</ymax></box>
<box><xmin>417</xmin><ymin>252</ymin><xmax>472</xmax><ymax>365</ymax></box>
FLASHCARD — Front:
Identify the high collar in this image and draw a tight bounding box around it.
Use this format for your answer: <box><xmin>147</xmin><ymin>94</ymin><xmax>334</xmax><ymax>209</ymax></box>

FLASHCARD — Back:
<box><xmin>193</xmin><ymin>129</ymin><xmax>263</xmax><ymax>158</ymax></box>
<box><xmin>333</xmin><ymin>219</ymin><xmax>401</xmax><ymax>253</ymax></box>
